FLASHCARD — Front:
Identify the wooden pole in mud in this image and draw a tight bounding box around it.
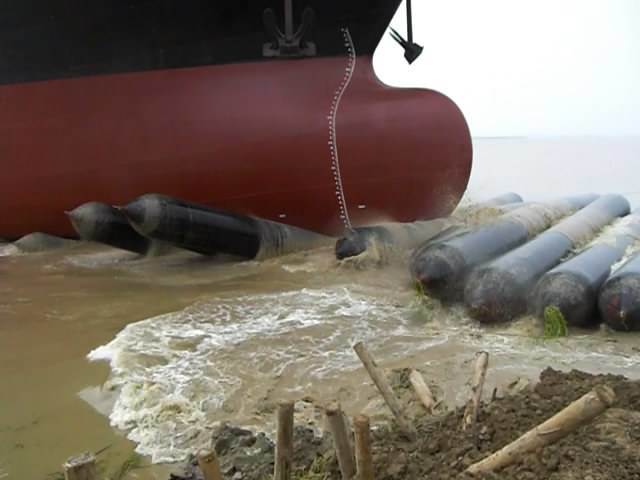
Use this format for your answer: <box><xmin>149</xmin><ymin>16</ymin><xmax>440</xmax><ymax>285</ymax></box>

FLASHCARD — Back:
<box><xmin>325</xmin><ymin>402</ymin><xmax>356</xmax><ymax>479</ymax></box>
<box><xmin>353</xmin><ymin>342</ymin><xmax>416</xmax><ymax>439</ymax></box>
<box><xmin>354</xmin><ymin>415</ymin><xmax>375</xmax><ymax>480</ymax></box>
<box><xmin>466</xmin><ymin>385</ymin><xmax>616</xmax><ymax>475</ymax></box>
<box><xmin>63</xmin><ymin>452</ymin><xmax>96</xmax><ymax>480</ymax></box>
<box><xmin>274</xmin><ymin>401</ymin><xmax>295</xmax><ymax>480</ymax></box>
<box><xmin>409</xmin><ymin>369</ymin><xmax>436</xmax><ymax>414</ymax></box>
<box><xmin>198</xmin><ymin>449</ymin><xmax>223</xmax><ymax>480</ymax></box>
<box><xmin>462</xmin><ymin>351</ymin><xmax>489</xmax><ymax>430</ymax></box>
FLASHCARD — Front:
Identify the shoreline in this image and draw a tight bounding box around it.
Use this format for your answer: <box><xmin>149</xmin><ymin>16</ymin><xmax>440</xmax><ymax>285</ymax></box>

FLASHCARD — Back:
<box><xmin>160</xmin><ymin>366</ymin><xmax>640</xmax><ymax>480</ymax></box>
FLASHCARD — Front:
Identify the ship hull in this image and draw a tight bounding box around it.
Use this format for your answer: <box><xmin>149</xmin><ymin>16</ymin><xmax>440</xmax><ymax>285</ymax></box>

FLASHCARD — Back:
<box><xmin>0</xmin><ymin>55</ymin><xmax>472</xmax><ymax>239</ymax></box>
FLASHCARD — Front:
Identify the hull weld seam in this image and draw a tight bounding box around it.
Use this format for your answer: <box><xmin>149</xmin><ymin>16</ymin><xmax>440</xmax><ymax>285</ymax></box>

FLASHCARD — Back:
<box><xmin>328</xmin><ymin>27</ymin><xmax>355</xmax><ymax>230</ymax></box>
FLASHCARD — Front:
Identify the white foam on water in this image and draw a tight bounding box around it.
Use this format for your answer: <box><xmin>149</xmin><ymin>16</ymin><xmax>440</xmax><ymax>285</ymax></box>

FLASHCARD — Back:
<box><xmin>0</xmin><ymin>244</ymin><xmax>19</xmax><ymax>257</ymax></box>
<box><xmin>87</xmin><ymin>343</ymin><xmax>119</xmax><ymax>363</ymax></box>
<box><xmin>87</xmin><ymin>279</ymin><xmax>640</xmax><ymax>465</ymax></box>
<box><xmin>64</xmin><ymin>250</ymin><xmax>141</xmax><ymax>268</ymax></box>
<box><xmin>88</xmin><ymin>286</ymin><xmax>436</xmax><ymax>463</ymax></box>
<box><xmin>466</xmin><ymin>328</ymin><xmax>640</xmax><ymax>375</ymax></box>
<box><xmin>0</xmin><ymin>457</ymin><xmax>8</xmax><ymax>479</ymax></box>
<box><xmin>583</xmin><ymin>215</ymin><xmax>640</xmax><ymax>273</ymax></box>
<box><xmin>280</xmin><ymin>263</ymin><xmax>318</xmax><ymax>273</ymax></box>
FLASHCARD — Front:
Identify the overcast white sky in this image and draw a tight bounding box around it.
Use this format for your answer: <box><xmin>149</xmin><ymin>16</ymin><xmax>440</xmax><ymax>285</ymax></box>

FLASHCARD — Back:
<box><xmin>373</xmin><ymin>0</ymin><xmax>640</xmax><ymax>137</ymax></box>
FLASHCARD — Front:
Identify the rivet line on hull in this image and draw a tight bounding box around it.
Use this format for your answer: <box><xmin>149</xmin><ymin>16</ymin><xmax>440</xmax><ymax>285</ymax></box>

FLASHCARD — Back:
<box><xmin>328</xmin><ymin>27</ymin><xmax>356</xmax><ymax>229</ymax></box>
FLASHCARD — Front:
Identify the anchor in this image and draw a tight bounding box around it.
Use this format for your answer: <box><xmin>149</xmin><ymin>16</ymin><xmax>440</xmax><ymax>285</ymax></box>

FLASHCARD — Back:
<box><xmin>390</xmin><ymin>0</ymin><xmax>423</xmax><ymax>64</ymax></box>
<box><xmin>263</xmin><ymin>0</ymin><xmax>316</xmax><ymax>58</ymax></box>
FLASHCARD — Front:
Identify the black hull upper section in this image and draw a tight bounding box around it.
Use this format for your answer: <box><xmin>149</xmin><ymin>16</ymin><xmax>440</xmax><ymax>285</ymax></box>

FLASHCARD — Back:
<box><xmin>1</xmin><ymin>0</ymin><xmax>401</xmax><ymax>85</ymax></box>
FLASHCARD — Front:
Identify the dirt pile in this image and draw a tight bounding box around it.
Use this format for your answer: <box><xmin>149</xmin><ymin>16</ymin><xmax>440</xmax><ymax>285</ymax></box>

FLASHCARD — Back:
<box><xmin>174</xmin><ymin>368</ymin><xmax>640</xmax><ymax>480</ymax></box>
<box><xmin>370</xmin><ymin>368</ymin><xmax>640</xmax><ymax>480</ymax></box>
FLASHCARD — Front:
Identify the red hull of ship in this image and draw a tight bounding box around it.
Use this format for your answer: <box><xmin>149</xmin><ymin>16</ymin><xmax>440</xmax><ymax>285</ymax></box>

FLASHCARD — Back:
<box><xmin>0</xmin><ymin>56</ymin><xmax>471</xmax><ymax>239</ymax></box>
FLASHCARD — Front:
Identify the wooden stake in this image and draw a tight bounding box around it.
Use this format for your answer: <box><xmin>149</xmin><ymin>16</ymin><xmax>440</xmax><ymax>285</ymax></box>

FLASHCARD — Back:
<box><xmin>325</xmin><ymin>402</ymin><xmax>356</xmax><ymax>479</ymax></box>
<box><xmin>198</xmin><ymin>449</ymin><xmax>223</xmax><ymax>480</ymax></box>
<box><xmin>462</xmin><ymin>351</ymin><xmax>489</xmax><ymax>430</ymax></box>
<box><xmin>63</xmin><ymin>452</ymin><xmax>96</xmax><ymax>480</ymax></box>
<box><xmin>409</xmin><ymin>369</ymin><xmax>435</xmax><ymax>414</ymax></box>
<box><xmin>466</xmin><ymin>385</ymin><xmax>616</xmax><ymax>475</ymax></box>
<box><xmin>353</xmin><ymin>342</ymin><xmax>416</xmax><ymax>439</ymax></box>
<box><xmin>274</xmin><ymin>401</ymin><xmax>295</xmax><ymax>480</ymax></box>
<box><xmin>354</xmin><ymin>415</ymin><xmax>375</xmax><ymax>480</ymax></box>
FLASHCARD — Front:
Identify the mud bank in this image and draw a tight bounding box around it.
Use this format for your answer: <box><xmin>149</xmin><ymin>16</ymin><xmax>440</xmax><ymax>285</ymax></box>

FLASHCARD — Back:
<box><xmin>172</xmin><ymin>368</ymin><xmax>640</xmax><ymax>480</ymax></box>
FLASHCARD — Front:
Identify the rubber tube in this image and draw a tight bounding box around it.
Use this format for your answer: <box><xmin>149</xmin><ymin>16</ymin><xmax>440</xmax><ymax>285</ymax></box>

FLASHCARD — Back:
<box><xmin>13</xmin><ymin>232</ymin><xmax>76</xmax><ymax>252</ymax></box>
<box><xmin>122</xmin><ymin>194</ymin><xmax>331</xmax><ymax>259</ymax></box>
<box><xmin>532</xmin><ymin>213</ymin><xmax>640</xmax><ymax>327</ymax></box>
<box><xmin>335</xmin><ymin>193</ymin><xmax>523</xmax><ymax>260</ymax></box>
<box><xmin>464</xmin><ymin>194</ymin><xmax>630</xmax><ymax>323</ymax></box>
<box><xmin>410</xmin><ymin>194</ymin><xmax>598</xmax><ymax>300</ymax></box>
<box><xmin>67</xmin><ymin>202</ymin><xmax>152</xmax><ymax>254</ymax></box>
<box><xmin>335</xmin><ymin>219</ymin><xmax>449</xmax><ymax>260</ymax></box>
<box><xmin>598</xmin><ymin>251</ymin><xmax>640</xmax><ymax>331</ymax></box>
<box><xmin>482</xmin><ymin>192</ymin><xmax>523</xmax><ymax>206</ymax></box>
